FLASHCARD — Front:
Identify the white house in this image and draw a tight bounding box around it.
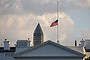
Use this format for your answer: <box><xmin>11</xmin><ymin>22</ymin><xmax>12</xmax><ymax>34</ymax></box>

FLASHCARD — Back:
<box><xmin>13</xmin><ymin>40</ymin><xmax>85</xmax><ymax>60</ymax></box>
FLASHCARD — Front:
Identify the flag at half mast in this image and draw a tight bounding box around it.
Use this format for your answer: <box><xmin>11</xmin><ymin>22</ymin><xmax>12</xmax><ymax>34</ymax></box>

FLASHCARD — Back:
<box><xmin>50</xmin><ymin>20</ymin><xmax>58</xmax><ymax>27</ymax></box>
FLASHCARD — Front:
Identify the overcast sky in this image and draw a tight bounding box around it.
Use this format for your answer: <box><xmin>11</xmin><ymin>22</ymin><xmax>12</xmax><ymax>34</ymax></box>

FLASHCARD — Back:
<box><xmin>0</xmin><ymin>0</ymin><xmax>90</xmax><ymax>46</ymax></box>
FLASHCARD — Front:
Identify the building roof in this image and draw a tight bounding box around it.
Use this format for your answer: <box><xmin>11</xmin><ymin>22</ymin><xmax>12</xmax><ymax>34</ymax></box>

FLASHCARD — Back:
<box><xmin>67</xmin><ymin>46</ymin><xmax>85</xmax><ymax>54</ymax></box>
<box><xmin>0</xmin><ymin>47</ymin><xmax>15</xmax><ymax>52</ymax></box>
<box><xmin>14</xmin><ymin>40</ymin><xmax>85</xmax><ymax>58</ymax></box>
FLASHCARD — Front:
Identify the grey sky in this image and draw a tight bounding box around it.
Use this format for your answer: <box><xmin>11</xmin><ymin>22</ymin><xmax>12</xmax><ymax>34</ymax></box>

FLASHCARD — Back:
<box><xmin>0</xmin><ymin>0</ymin><xmax>90</xmax><ymax>46</ymax></box>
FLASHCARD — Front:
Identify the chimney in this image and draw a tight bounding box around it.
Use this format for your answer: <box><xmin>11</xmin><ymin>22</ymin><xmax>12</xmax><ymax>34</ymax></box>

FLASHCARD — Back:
<box><xmin>3</xmin><ymin>39</ymin><xmax>10</xmax><ymax>50</ymax></box>
<box><xmin>80</xmin><ymin>39</ymin><xmax>85</xmax><ymax>47</ymax></box>
<box><xmin>27</xmin><ymin>38</ymin><xmax>30</xmax><ymax>47</ymax></box>
<box><xmin>75</xmin><ymin>40</ymin><xmax>77</xmax><ymax>46</ymax></box>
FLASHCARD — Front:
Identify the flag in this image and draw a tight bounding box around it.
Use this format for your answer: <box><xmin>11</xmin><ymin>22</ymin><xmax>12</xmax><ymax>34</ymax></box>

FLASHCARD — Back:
<box><xmin>50</xmin><ymin>20</ymin><xmax>58</xmax><ymax>27</ymax></box>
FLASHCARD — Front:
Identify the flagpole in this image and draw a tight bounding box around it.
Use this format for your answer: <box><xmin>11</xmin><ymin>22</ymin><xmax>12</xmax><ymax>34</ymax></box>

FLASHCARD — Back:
<box><xmin>57</xmin><ymin>1</ymin><xmax>59</xmax><ymax>44</ymax></box>
<box><xmin>57</xmin><ymin>2</ymin><xmax>58</xmax><ymax>20</ymax></box>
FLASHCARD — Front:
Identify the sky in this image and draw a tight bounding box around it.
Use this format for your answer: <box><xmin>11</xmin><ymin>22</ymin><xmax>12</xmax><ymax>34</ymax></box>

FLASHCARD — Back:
<box><xmin>0</xmin><ymin>0</ymin><xmax>90</xmax><ymax>46</ymax></box>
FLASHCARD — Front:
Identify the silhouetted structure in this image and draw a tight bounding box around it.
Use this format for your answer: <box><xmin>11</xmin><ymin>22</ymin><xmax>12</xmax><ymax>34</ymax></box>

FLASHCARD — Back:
<box><xmin>75</xmin><ymin>40</ymin><xmax>77</xmax><ymax>46</ymax></box>
<box><xmin>33</xmin><ymin>23</ymin><xmax>44</xmax><ymax>46</ymax></box>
